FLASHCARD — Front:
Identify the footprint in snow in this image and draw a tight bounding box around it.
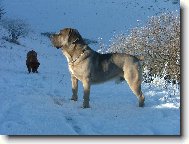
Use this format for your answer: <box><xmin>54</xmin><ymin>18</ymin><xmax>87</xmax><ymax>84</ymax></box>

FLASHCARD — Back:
<box><xmin>53</xmin><ymin>97</ymin><xmax>64</xmax><ymax>106</ymax></box>
<box><xmin>65</xmin><ymin>116</ymin><xmax>81</xmax><ymax>134</ymax></box>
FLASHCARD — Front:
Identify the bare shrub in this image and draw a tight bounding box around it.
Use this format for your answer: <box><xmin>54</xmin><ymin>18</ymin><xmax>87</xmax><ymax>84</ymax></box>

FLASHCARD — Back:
<box><xmin>0</xmin><ymin>0</ymin><xmax>5</xmax><ymax>20</ymax></box>
<box><xmin>108</xmin><ymin>12</ymin><xmax>180</xmax><ymax>81</ymax></box>
<box><xmin>41</xmin><ymin>32</ymin><xmax>55</xmax><ymax>38</ymax></box>
<box><xmin>1</xmin><ymin>18</ymin><xmax>30</xmax><ymax>44</ymax></box>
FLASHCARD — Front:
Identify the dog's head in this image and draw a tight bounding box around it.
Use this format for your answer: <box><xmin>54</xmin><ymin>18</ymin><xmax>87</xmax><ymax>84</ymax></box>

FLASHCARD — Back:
<box><xmin>27</xmin><ymin>50</ymin><xmax>37</xmax><ymax>58</ymax></box>
<box><xmin>51</xmin><ymin>28</ymin><xmax>85</xmax><ymax>49</ymax></box>
<box><xmin>27</xmin><ymin>50</ymin><xmax>37</xmax><ymax>61</ymax></box>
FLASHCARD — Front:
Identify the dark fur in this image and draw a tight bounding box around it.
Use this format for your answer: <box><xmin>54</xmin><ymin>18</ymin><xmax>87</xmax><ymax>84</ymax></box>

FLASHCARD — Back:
<box><xmin>26</xmin><ymin>50</ymin><xmax>40</xmax><ymax>73</ymax></box>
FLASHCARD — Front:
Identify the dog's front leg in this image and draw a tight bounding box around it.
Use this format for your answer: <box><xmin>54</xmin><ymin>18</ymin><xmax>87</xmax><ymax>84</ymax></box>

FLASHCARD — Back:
<box><xmin>71</xmin><ymin>75</ymin><xmax>78</xmax><ymax>101</ymax></box>
<box><xmin>27</xmin><ymin>65</ymin><xmax>31</xmax><ymax>73</ymax></box>
<box><xmin>82</xmin><ymin>79</ymin><xmax>90</xmax><ymax>108</ymax></box>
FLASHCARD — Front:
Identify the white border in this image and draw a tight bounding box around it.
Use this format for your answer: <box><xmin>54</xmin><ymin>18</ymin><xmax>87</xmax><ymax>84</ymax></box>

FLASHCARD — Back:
<box><xmin>0</xmin><ymin>0</ymin><xmax>188</xmax><ymax>143</ymax></box>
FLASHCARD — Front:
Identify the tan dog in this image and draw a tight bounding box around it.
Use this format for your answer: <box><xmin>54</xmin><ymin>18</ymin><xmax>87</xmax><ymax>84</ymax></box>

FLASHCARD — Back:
<box><xmin>51</xmin><ymin>28</ymin><xmax>145</xmax><ymax>108</ymax></box>
<box><xmin>26</xmin><ymin>50</ymin><xmax>40</xmax><ymax>73</ymax></box>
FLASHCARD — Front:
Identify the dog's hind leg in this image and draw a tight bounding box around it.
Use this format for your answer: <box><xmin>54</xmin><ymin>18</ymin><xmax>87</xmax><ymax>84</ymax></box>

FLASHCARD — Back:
<box><xmin>71</xmin><ymin>76</ymin><xmax>78</xmax><ymax>101</ymax></box>
<box><xmin>124</xmin><ymin>63</ymin><xmax>145</xmax><ymax>107</ymax></box>
<box><xmin>32</xmin><ymin>66</ymin><xmax>37</xmax><ymax>73</ymax></box>
<box><xmin>32</xmin><ymin>68</ymin><xmax>35</xmax><ymax>73</ymax></box>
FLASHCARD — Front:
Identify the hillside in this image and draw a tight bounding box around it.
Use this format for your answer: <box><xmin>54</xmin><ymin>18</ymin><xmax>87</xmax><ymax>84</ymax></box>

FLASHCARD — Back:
<box><xmin>0</xmin><ymin>0</ymin><xmax>180</xmax><ymax>135</ymax></box>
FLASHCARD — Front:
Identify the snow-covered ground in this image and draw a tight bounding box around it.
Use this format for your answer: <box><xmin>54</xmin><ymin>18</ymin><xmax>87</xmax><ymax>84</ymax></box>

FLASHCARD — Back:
<box><xmin>0</xmin><ymin>0</ymin><xmax>180</xmax><ymax>135</ymax></box>
<box><xmin>0</xmin><ymin>35</ymin><xmax>180</xmax><ymax>135</ymax></box>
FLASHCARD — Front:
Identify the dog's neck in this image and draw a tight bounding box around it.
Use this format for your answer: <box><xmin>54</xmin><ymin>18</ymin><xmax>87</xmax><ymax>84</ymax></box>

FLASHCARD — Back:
<box><xmin>61</xmin><ymin>44</ymin><xmax>88</xmax><ymax>64</ymax></box>
<box><xmin>71</xmin><ymin>46</ymin><xmax>88</xmax><ymax>63</ymax></box>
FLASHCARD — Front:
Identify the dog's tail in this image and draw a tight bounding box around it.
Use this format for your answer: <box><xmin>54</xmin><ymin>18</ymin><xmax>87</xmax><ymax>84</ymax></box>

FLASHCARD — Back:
<box><xmin>136</xmin><ymin>55</ymin><xmax>145</xmax><ymax>61</ymax></box>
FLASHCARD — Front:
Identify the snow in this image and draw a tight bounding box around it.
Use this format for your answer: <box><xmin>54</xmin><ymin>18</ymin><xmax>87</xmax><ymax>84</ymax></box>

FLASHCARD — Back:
<box><xmin>0</xmin><ymin>34</ymin><xmax>180</xmax><ymax>135</ymax></box>
<box><xmin>0</xmin><ymin>0</ymin><xmax>180</xmax><ymax>135</ymax></box>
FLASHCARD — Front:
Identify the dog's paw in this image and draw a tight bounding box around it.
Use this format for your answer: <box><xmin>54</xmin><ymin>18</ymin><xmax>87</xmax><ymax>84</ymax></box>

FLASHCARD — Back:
<box><xmin>139</xmin><ymin>102</ymin><xmax>145</xmax><ymax>107</ymax></box>
<box><xmin>139</xmin><ymin>96</ymin><xmax>145</xmax><ymax>107</ymax></box>
<box><xmin>82</xmin><ymin>102</ymin><xmax>90</xmax><ymax>108</ymax></box>
<box><xmin>70</xmin><ymin>97</ymin><xmax>78</xmax><ymax>101</ymax></box>
<box><xmin>81</xmin><ymin>105</ymin><xmax>90</xmax><ymax>109</ymax></box>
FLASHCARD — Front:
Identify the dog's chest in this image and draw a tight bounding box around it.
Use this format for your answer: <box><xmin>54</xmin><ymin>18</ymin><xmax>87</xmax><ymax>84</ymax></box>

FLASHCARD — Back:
<box><xmin>68</xmin><ymin>64</ymin><xmax>82</xmax><ymax>80</ymax></box>
<box><xmin>68</xmin><ymin>64</ymin><xmax>74</xmax><ymax>75</ymax></box>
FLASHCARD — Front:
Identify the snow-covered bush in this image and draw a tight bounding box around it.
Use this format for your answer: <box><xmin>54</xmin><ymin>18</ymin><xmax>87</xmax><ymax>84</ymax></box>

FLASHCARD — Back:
<box><xmin>0</xmin><ymin>0</ymin><xmax>5</xmax><ymax>20</ymax></box>
<box><xmin>143</xmin><ymin>66</ymin><xmax>153</xmax><ymax>83</ymax></box>
<box><xmin>107</xmin><ymin>12</ymin><xmax>180</xmax><ymax>82</ymax></box>
<box><xmin>97</xmin><ymin>37</ymin><xmax>108</xmax><ymax>54</ymax></box>
<box><xmin>1</xmin><ymin>18</ymin><xmax>30</xmax><ymax>44</ymax></box>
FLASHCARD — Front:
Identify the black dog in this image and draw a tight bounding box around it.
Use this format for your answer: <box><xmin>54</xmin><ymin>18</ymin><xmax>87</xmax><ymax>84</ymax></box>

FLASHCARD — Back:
<box><xmin>26</xmin><ymin>50</ymin><xmax>40</xmax><ymax>73</ymax></box>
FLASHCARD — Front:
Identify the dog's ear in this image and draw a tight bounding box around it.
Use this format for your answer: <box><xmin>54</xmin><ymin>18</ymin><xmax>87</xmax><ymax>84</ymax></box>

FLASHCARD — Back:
<box><xmin>60</xmin><ymin>28</ymin><xmax>71</xmax><ymax>35</ymax></box>
<box><xmin>59</xmin><ymin>28</ymin><xmax>85</xmax><ymax>46</ymax></box>
<box><xmin>67</xmin><ymin>29</ymin><xmax>85</xmax><ymax>45</ymax></box>
<box><xmin>58</xmin><ymin>28</ymin><xmax>73</xmax><ymax>46</ymax></box>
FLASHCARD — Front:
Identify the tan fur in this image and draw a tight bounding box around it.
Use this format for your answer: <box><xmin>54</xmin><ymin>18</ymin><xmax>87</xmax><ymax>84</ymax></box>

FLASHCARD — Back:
<box><xmin>51</xmin><ymin>28</ymin><xmax>145</xmax><ymax>108</ymax></box>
